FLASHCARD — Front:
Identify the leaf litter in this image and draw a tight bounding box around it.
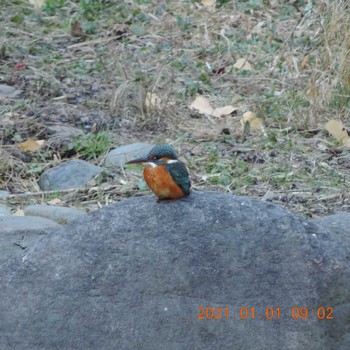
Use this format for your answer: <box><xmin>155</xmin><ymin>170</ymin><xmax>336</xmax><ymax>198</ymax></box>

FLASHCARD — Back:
<box><xmin>0</xmin><ymin>1</ymin><xmax>350</xmax><ymax>217</ymax></box>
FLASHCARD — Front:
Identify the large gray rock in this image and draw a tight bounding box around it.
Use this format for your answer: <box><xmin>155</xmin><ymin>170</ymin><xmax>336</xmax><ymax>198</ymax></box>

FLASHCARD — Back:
<box><xmin>309</xmin><ymin>211</ymin><xmax>350</xmax><ymax>349</ymax></box>
<box><xmin>38</xmin><ymin>159</ymin><xmax>104</xmax><ymax>190</ymax></box>
<box><xmin>311</xmin><ymin>212</ymin><xmax>350</xmax><ymax>242</ymax></box>
<box><xmin>0</xmin><ymin>192</ymin><xmax>349</xmax><ymax>350</ymax></box>
<box><xmin>0</xmin><ymin>216</ymin><xmax>61</xmax><ymax>266</ymax></box>
<box><xmin>0</xmin><ymin>204</ymin><xmax>11</xmax><ymax>216</ymax></box>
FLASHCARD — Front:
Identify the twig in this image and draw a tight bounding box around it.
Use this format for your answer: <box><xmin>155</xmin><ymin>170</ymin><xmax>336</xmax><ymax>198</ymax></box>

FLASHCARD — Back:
<box><xmin>269</xmin><ymin>16</ymin><xmax>305</xmax><ymax>76</ymax></box>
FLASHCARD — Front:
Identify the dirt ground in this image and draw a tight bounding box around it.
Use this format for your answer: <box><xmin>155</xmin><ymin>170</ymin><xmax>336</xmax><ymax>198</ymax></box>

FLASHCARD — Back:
<box><xmin>1</xmin><ymin>0</ymin><xmax>350</xmax><ymax>218</ymax></box>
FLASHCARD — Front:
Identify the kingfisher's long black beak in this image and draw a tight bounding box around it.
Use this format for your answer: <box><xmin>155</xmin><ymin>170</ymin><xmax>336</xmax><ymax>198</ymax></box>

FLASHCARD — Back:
<box><xmin>126</xmin><ymin>157</ymin><xmax>149</xmax><ymax>164</ymax></box>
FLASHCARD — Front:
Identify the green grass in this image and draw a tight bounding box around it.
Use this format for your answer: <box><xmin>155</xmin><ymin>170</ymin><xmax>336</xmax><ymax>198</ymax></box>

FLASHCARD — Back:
<box><xmin>67</xmin><ymin>132</ymin><xmax>113</xmax><ymax>161</ymax></box>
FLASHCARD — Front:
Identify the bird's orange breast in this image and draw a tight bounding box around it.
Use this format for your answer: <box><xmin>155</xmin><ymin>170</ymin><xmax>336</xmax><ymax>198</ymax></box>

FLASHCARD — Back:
<box><xmin>144</xmin><ymin>164</ymin><xmax>185</xmax><ymax>199</ymax></box>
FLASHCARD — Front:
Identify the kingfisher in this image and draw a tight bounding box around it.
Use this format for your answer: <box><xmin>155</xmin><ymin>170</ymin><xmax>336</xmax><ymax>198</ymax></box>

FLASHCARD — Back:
<box><xmin>126</xmin><ymin>144</ymin><xmax>191</xmax><ymax>201</ymax></box>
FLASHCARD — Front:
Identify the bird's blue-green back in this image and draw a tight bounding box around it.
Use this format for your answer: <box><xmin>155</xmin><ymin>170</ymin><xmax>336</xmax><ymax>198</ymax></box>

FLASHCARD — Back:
<box><xmin>166</xmin><ymin>161</ymin><xmax>191</xmax><ymax>195</ymax></box>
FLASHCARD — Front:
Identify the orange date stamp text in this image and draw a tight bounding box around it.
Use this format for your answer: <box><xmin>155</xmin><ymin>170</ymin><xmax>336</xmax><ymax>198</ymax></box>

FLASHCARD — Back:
<box><xmin>197</xmin><ymin>306</ymin><xmax>334</xmax><ymax>320</ymax></box>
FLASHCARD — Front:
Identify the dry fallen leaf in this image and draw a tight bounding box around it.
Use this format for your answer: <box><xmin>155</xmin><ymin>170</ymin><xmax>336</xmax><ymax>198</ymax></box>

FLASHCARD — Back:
<box><xmin>211</xmin><ymin>66</ymin><xmax>225</xmax><ymax>75</ymax></box>
<box><xmin>18</xmin><ymin>139</ymin><xmax>45</xmax><ymax>152</ymax></box>
<box><xmin>241</xmin><ymin>111</ymin><xmax>264</xmax><ymax>131</ymax></box>
<box><xmin>71</xmin><ymin>21</ymin><xmax>86</xmax><ymax>39</ymax></box>
<box><xmin>201</xmin><ymin>0</ymin><xmax>216</xmax><ymax>11</ymax></box>
<box><xmin>306</xmin><ymin>86</ymin><xmax>318</xmax><ymax>100</ymax></box>
<box><xmin>145</xmin><ymin>92</ymin><xmax>162</xmax><ymax>110</ymax></box>
<box><xmin>213</xmin><ymin>105</ymin><xmax>238</xmax><ymax>117</ymax></box>
<box><xmin>343</xmin><ymin>138</ymin><xmax>350</xmax><ymax>147</ymax></box>
<box><xmin>324</xmin><ymin>120</ymin><xmax>350</xmax><ymax>146</ymax></box>
<box><xmin>13</xmin><ymin>209</ymin><xmax>24</xmax><ymax>216</ymax></box>
<box><xmin>47</xmin><ymin>198</ymin><xmax>62</xmax><ymax>205</ymax></box>
<box><xmin>301</xmin><ymin>53</ymin><xmax>311</xmax><ymax>70</ymax></box>
<box><xmin>190</xmin><ymin>95</ymin><xmax>214</xmax><ymax>115</ymax></box>
<box><xmin>233</xmin><ymin>58</ymin><xmax>253</xmax><ymax>71</ymax></box>
<box><xmin>190</xmin><ymin>95</ymin><xmax>237</xmax><ymax>118</ymax></box>
<box><xmin>28</xmin><ymin>0</ymin><xmax>44</xmax><ymax>8</ymax></box>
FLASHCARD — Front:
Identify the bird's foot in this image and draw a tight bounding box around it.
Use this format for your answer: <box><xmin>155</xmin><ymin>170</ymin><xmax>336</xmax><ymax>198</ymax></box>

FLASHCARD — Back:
<box><xmin>156</xmin><ymin>196</ymin><xmax>189</xmax><ymax>204</ymax></box>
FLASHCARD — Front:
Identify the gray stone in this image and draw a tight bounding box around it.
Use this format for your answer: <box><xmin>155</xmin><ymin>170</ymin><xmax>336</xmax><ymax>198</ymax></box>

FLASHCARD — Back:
<box><xmin>38</xmin><ymin>159</ymin><xmax>104</xmax><ymax>190</ymax></box>
<box><xmin>105</xmin><ymin>142</ymin><xmax>153</xmax><ymax>166</ymax></box>
<box><xmin>0</xmin><ymin>84</ymin><xmax>22</xmax><ymax>98</ymax></box>
<box><xmin>309</xmin><ymin>212</ymin><xmax>350</xmax><ymax>350</ymax></box>
<box><xmin>45</xmin><ymin>125</ymin><xmax>84</xmax><ymax>138</ymax></box>
<box><xmin>0</xmin><ymin>216</ymin><xmax>60</xmax><ymax>266</ymax></box>
<box><xmin>0</xmin><ymin>216</ymin><xmax>60</xmax><ymax>234</ymax></box>
<box><xmin>310</xmin><ymin>212</ymin><xmax>350</xmax><ymax>241</ymax></box>
<box><xmin>0</xmin><ymin>190</ymin><xmax>10</xmax><ymax>199</ymax></box>
<box><xmin>24</xmin><ymin>204</ymin><xmax>86</xmax><ymax>223</ymax></box>
<box><xmin>0</xmin><ymin>192</ymin><xmax>349</xmax><ymax>350</ymax></box>
<box><xmin>0</xmin><ymin>204</ymin><xmax>11</xmax><ymax>216</ymax></box>
<box><xmin>310</xmin><ymin>212</ymin><xmax>350</xmax><ymax>349</ymax></box>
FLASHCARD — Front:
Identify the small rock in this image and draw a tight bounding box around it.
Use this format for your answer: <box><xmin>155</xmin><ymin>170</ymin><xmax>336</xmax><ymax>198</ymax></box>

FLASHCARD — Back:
<box><xmin>0</xmin><ymin>190</ymin><xmax>10</xmax><ymax>199</ymax></box>
<box><xmin>24</xmin><ymin>204</ymin><xmax>85</xmax><ymax>223</ymax></box>
<box><xmin>45</xmin><ymin>125</ymin><xmax>84</xmax><ymax>149</ymax></box>
<box><xmin>0</xmin><ymin>216</ymin><xmax>60</xmax><ymax>234</ymax></box>
<box><xmin>105</xmin><ymin>143</ymin><xmax>153</xmax><ymax>167</ymax></box>
<box><xmin>45</xmin><ymin>125</ymin><xmax>84</xmax><ymax>138</ymax></box>
<box><xmin>0</xmin><ymin>205</ymin><xmax>11</xmax><ymax>216</ymax></box>
<box><xmin>0</xmin><ymin>84</ymin><xmax>22</xmax><ymax>98</ymax></box>
<box><xmin>38</xmin><ymin>159</ymin><xmax>104</xmax><ymax>191</ymax></box>
<box><xmin>91</xmin><ymin>83</ymin><xmax>101</xmax><ymax>93</ymax></box>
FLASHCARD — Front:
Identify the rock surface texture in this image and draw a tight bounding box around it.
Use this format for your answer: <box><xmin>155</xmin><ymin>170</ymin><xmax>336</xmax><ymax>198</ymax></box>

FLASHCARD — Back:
<box><xmin>0</xmin><ymin>192</ymin><xmax>349</xmax><ymax>350</ymax></box>
<box><xmin>0</xmin><ymin>216</ymin><xmax>61</xmax><ymax>266</ymax></box>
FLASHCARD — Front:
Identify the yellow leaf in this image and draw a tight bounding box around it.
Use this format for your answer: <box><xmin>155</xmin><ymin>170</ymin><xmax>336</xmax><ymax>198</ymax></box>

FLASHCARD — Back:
<box><xmin>145</xmin><ymin>92</ymin><xmax>161</xmax><ymax>110</ymax></box>
<box><xmin>201</xmin><ymin>0</ymin><xmax>216</xmax><ymax>11</ymax></box>
<box><xmin>306</xmin><ymin>86</ymin><xmax>318</xmax><ymax>99</ymax></box>
<box><xmin>53</xmin><ymin>153</ymin><xmax>60</xmax><ymax>164</ymax></box>
<box><xmin>28</xmin><ymin>0</ymin><xmax>44</xmax><ymax>8</ymax></box>
<box><xmin>233</xmin><ymin>58</ymin><xmax>253</xmax><ymax>71</ymax></box>
<box><xmin>301</xmin><ymin>53</ymin><xmax>311</xmax><ymax>70</ymax></box>
<box><xmin>324</xmin><ymin>120</ymin><xmax>350</xmax><ymax>146</ymax></box>
<box><xmin>190</xmin><ymin>96</ymin><xmax>214</xmax><ymax>116</ymax></box>
<box><xmin>241</xmin><ymin>111</ymin><xmax>263</xmax><ymax>131</ymax></box>
<box><xmin>213</xmin><ymin>105</ymin><xmax>238</xmax><ymax>117</ymax></box>
<box><xmin>343</xmin><ymin>138</ymin><xmax>350</xmax><ymax>147</ymax></box>
<box><xmin>18</xmin><ymin>139</ymin><xmax>45</xmax><ymax>152</ymax></box>
<box><xmin>14</xmin><ymin>209</ymin><xmax>24</xmax><ymax>216</ymax></box>
<box><xmin>190</xmin><ymin>96</ymin><xmax>237</xmax><ymax>118</ymax></box>
<box><xmin>47</xmin><ymin>198</ymin><xmax>62</xmax><ymax>205</ymax></box>
<box><xmin>240</xmin><ymin>111</ymin><xmax>266</xmax><ymax>136</ymax></box>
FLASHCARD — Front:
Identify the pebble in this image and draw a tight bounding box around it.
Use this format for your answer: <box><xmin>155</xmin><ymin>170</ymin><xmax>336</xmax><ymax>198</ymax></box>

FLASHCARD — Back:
<box><xmin>24</xmin><ymin>204</ymin><xmax>85</xmax><ymax>223</ymax></box>
<box><xmin>0</xmin><ymin>191</ymin><xmax>10</xmax><ymax>199</ymax></box>
<box><xmin>0</xmin><ymin>84</ymin><xmax>22</xmax><ymax>98</ymax></box>
<box><xmin>38</xmin><ymin>159</ymin><xmax>104</xmax><ymax>191</ymax></box>
<box><xmin>105</xmin><ymin>143</ymin><xmax>153</xmax><ymax>167</ymax></box>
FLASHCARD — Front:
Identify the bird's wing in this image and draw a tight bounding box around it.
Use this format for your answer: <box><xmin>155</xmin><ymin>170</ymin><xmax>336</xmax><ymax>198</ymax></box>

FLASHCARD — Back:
<box><xmin>166</xmin><ymin>161</ymin><xmax>191</xmax><ymax>195</ymax></box>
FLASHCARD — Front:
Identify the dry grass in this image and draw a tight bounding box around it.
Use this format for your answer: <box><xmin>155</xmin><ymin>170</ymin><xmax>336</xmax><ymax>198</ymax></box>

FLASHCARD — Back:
<box><xmin>0</xmin><ymin>0</ymin><xmax>350</xmax><ymax>217</ymax></box>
